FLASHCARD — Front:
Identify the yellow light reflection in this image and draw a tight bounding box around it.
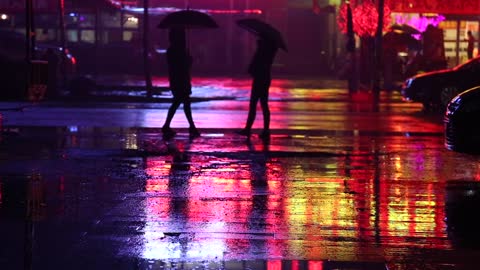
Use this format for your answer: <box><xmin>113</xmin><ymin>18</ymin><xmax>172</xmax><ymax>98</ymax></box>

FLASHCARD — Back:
<box><xmin>286</xmin><ymin>162</ymin><xmax>358</xmax><ymax>258</ymax></box>
<box><xmin>124</xmin><ymin>132</ymin><xmax>138</xmax><ymax>149</ymax></box>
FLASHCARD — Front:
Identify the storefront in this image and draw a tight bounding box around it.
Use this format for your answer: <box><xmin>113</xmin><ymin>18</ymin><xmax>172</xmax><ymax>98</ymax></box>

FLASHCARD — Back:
<box><xmin>0</xmin><ymin>0</ymin><xmax>270</xmax><ymax>74</ymax></box>
<box><xmin>389</xmin><ymin>0</ymin><xmax>480</xmax><ymax>67</ymax></box>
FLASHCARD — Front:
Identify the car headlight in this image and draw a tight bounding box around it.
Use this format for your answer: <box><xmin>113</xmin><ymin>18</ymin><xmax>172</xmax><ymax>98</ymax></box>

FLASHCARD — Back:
<box><xmin>446</xmin><ymin>96</ymin><xmax>462</xmax><ymax>114</ymax></box>
<box><xmin>404</xmin><ymin>78</ymin><xmax>413</xmax><ymax>88</ymax></box>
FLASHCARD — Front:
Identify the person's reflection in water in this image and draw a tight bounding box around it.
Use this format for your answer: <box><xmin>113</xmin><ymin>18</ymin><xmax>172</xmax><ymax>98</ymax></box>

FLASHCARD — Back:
<box><xmin>246</xmin><ymin>140</ymin><xmax>269</xmax><ymax>256</ymax></box>
<box><xmin>165</xmin><ymin>138</ymin><xmax>193</xmax><ymax>260</ymax></box>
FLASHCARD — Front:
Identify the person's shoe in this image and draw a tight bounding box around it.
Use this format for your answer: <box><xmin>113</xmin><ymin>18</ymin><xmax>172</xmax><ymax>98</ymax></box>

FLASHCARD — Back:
<box><xmin>259</xmin><ymin>130</ymin><xmax>270</xmax><ymax>139</ymax></box>
<box><xmin>189</xmin><ymin>127</ymin><xmax>201</xmax><ymax>138</ymax></box>
<box><xmin>162</xmin><ymin>127</ymin><xmax>176</xmax><ymax>138</ymax></box>
<box><xmin>236</xmin><ymin>129</ymin><xmax>251</xmax><ymax>137</ymax></box>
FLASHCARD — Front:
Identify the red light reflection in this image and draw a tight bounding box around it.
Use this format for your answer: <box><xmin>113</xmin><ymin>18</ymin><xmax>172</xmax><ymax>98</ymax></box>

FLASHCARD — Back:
<box><xmin>140</xmin><ymin>129</ymin><xmax>456</xmax><ymax>260</ymax></box>
<box><xmin>308</xmin><ymin>261</ymin><xmax>324</xmax><ymax>270</ymax></box>
<box><xmin>267</xmin><ymin>260</ymin><xmax>282</xmax><ymax>270</ymax></box>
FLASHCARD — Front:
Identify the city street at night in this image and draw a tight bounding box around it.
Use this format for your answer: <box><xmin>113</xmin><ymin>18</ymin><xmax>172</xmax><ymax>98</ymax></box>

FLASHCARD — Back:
<box><xmin>1</xmin><ymin>77</ymin><xmax>480</xmax><ymax>269</ymax></box>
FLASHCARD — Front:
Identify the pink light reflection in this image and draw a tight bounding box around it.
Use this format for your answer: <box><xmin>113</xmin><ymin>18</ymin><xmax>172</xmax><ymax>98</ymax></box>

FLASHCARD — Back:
<box><xmin>394</xmin><ymin>14</ymin><xmax>446</xmax><ymax>33</ymax></box>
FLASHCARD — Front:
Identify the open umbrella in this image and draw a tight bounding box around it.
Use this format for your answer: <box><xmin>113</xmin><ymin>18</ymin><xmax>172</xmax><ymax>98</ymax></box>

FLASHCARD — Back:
<box><xmin>383</xmin><ymin>30</ymin><xmax>421</xmax><ymax>51</ymax></box>
<box><xmin>236</xmin><ymin>18</ymin><xmax>288</xmax><ymax>51</ymax></box>
<box><xmin>390</xmin><ymin>24</ymin><xmax>421</xmax><ymax>35</ymax></box>
<box><xmin>157</xmin><ymin>9</ymin><xmax>218</xmax><ymax>29</ymax></box>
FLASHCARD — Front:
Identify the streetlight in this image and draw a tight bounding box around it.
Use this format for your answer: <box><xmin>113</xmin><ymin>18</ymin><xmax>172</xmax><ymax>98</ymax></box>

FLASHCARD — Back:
<box><xmin>143</xmin><ymin>0</ymin><xmax>153</xmax><ymax>98</ymax></box>
<box><xmin>373</xmin><ymin>0</ymin><xmax>385</xmax><ymax>111</ymax></box>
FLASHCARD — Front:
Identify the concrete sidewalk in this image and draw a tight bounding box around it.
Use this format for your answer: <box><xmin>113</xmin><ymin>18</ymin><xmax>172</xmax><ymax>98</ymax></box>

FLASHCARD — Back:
<box><xmin>39</xmin><ymin>75</ymin><xmax>404</xmax><ymax>107</ymax></box>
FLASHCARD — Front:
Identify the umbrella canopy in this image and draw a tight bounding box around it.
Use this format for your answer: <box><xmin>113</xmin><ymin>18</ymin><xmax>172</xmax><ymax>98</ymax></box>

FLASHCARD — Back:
<box><xmin>236</xmin><ymin>18</ymin><xmax>288</xmax><ymax>51</ymax></box>
<box><xmin>390</xmin><ymin>24</ymin><xmax>421</xmax><ymax>35</ymax></box>
<box><xmin>157</xmin><ymin>10</ymin><xmax>218</xmax><ymax>29</ymax></box>
<box><xmin>383</xmin><ymin>30</ymin><xmax>421</xmax><ymax>51</ymax></box>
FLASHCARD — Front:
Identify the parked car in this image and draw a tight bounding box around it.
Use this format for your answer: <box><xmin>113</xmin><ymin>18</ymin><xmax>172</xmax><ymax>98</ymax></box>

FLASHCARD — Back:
<box><xmin>445</xmin><ymin>180</ymin><xmax>480</xmax><ymax>248</ymax></box>
<box><xmin>401</xmin><ymin>56</ymin><xmax>480</xmax><ymax>112</ymax></box>
<box><xmin>444</xmin><ymin>86</ymin><xmax>480</xmax><ymax>153</ymax></box>
<box><xmin>0</xmin><ymin>30</ymin><xmax>77</xmax><ymax>100</ymax></box>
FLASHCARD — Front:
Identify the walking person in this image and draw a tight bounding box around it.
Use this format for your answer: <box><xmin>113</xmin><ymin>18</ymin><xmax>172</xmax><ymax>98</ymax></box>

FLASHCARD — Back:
<box><xmin>467</xmin><ymin>30</ymin><xmax>475</xmax><ymax>59</ymax></box>
<box><xmin>162</xmin><ymin>27</ymin><xmax>200</xmax><ymax>138</ymax></box>
<box><xmin>238</xmin><ymin>38</ymin><xmax>278</xmax><ymax>139</ymax></box>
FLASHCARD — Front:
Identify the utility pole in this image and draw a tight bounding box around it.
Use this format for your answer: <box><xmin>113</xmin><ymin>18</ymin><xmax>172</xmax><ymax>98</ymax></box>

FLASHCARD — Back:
<box><xmin>373</xmin><ymin>0</ymin><xmax>384</xmax><ymax>111</ymax></box>
<box><xmin>143</xmin><ymin>0</ymin><xmax>153</xmax><ymax>98</ymax></box>
<box><xmin>346</xmin><ymin>1</ymin><xmax>357</xmax><ymax>94</ymax></box>
<box><xmin>25</xmin><ymin>0</ymin><xmax>33</xmax><ymax>62</ymax></box>
<box><xmin>58</xmin><ymin>0</ymin><xmax>67</xmax><ymax>87</ymax></box>
<box><xmin>25</xmin><ymin>0</ymin><xmax>34</xmax><ymax>98</ymax></box>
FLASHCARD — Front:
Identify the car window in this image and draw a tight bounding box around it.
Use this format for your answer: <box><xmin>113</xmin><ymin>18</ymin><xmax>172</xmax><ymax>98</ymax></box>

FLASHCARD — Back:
<box><xmin>455</xmin><ymin>57</ymin><xmax>480</xmax><ymax>72</ymax></box>
<box><xmin>458</xmin><ymin>91</ymin><xmax>480</xmax><ymax>112</ymax></box>
<box><xmin>462</xmin><ymin>99</ymin><xmax>480</xmax><ymax>112</ymax></box>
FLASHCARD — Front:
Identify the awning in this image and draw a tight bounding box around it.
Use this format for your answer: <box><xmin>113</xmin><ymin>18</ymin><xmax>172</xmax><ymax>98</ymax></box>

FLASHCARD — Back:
<box><xmin>389</xmin><ymin>0</ymin><xmax>480</xmax><ymax>15</ymax></box>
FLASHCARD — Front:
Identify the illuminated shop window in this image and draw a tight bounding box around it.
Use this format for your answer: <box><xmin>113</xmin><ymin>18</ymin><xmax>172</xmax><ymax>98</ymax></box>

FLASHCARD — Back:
<box><xmin>79</xmin><ymin>14</ymin><xmax>95</xmax><ymax>28</ymax></box>
<box><xmin>66</xmin><ymin>30</ymin><xmax>78</xmax><ymax>42</ymax></box>
<box><xmin>81</xmin><ymin>30</ymin><xmax>95</xmax><ymax>43</ymax></box>
<box><xmin>102</xmin><ymin>13</ymin><xmax>121</xmax><ymax>28</ymax></box>
<box><xmin>123</xmin><ymin>15</ymin><xmax>139</xmax><ymax>28</ymax></box>
<box><xmin>66</xmin><ymin>13</ymin><xmax>95</xmax><ymax>28</ymax></box>
<box><xmin>123</xmin><ymin>30</ymin><xmax>134</xmax><ymax>41</ymax></box>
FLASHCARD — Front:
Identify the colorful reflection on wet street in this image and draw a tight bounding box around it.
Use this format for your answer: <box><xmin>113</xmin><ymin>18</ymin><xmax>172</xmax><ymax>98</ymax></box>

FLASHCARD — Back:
<box><xmin>1</xmin><ymin>84</ymin><xmax>480</xmax><ymax>269</ymax></box>
<box><xmin>1</xmin><ymin>127</ymin><xmax>479</xmax><ymax>269</ymax></box>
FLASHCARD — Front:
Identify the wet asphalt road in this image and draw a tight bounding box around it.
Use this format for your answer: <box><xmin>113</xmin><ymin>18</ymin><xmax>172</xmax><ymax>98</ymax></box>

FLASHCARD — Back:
<box><xmin>1</xmin><ymin>78</ymin><xmax>480</xmax><ymax>270</ymax></box>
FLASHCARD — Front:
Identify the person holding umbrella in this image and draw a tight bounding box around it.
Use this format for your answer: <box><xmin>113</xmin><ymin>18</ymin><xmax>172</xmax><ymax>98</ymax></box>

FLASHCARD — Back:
<box><xmin>236</xmin><ymin>18</ymin><xmax>286</xmax><ymax>140</ymax></box>
<box><xmin>467</xmin><ymin>30</ymin><xmax>475</xmax><ymax>60</ymax></box>
<box><xmin>237</xmin><ymin>37</ymin><xmax>279</xmax><ymax>139</ymax></box>
<box><xmin>161</xmin><ymin>27</ymin><xmax>200</xmax><ymax>138</ymax></box>
<box><xmin>158</xmin><ymin>9</ymin><xmax>219</xmax><ymax>138</ymax></box>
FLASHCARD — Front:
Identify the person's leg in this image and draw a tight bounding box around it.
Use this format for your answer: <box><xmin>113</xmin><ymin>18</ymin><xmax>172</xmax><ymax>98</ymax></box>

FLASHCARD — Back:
<box><xmin>237</xmin><ymin>94</ymin><xmax>258</xmax><ymax>137</ymax></box>
<box><xmin>162</xmin><ymin>98</ymin><xmax>181</xmax><ymax>135</ymax></box>
<box><xmin>182</xmin><ymin>98</ymin><xmax>200</xmax><ymax>137</ymax></box>
<box><xmin>259</xmin><ymin>79</ymin><xmax>271</xmax><ymax>138</ymax></box>
<box><xmin>259</xmin><ymin>95</ymin><xmax>270</xmax><ymax>132</ymax></box>
<box><xmin>245</xmin><ymin>95</ymin><xmax>259</xmax><ymax>129</ymax></box>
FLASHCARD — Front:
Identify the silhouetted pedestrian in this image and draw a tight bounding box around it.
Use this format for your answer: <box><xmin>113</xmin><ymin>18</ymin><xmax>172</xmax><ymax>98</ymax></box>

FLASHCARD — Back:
<box><xmin>238</xmin><ymin>38</ymin><xmax>278</xmax><ymax>139</ymax></box>
<box><xmin>162</xmin><ymin>27</ymin><xmax>200</xmax><ymax>138</ymax></box>
<box><xmin>467</xmin><ymin>30</ymin><xmax>475</xmax><ymax>59</ymax></box>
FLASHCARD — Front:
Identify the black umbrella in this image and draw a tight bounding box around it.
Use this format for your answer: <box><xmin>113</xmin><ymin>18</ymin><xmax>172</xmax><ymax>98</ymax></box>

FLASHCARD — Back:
<box><xmin>236</xmin><ymin>18</ymin><xmax>288</xmax><ymax>51</ymax></box>
<box><xmin>390</xmin><ymin>24</ymin><xmax>421</xmax><ymax>35</ymax></box>
<box><xmin>157</xmin><ymin>10</ymin><xmax>218</xmax><ymax>29</ymax></box>
<box><xmin>383</xmin><ymin>30</ymin><xmax>421</xmax><ymax>51</ymax></box>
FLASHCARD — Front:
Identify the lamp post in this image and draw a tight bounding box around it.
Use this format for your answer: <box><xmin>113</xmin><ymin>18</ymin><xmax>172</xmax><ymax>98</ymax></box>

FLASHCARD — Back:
<box><xmin>58</xmin><ymin>0</ymin><xmax>67</xmax><ymax>88</ymax></box>
<box><xmin>25</xmin><ymin>0</ymin><xmax>34</xmax><ymax>97</ymax></box>
<box><xmin>25</xmin><ymin>0</ymin><xmax>33</xmax><ymax>62</ymax></box>
<box><xmin>143</xmin><ymin>0</ymin><xmax>153</xmax><ymax>98</ymax></box>
<box><xmin>373</xmin><ymin>0</ymin><xmax>384</xmax><ymax>111</ymax></box>
<box><xmin>346</xmin><ymin>1</ymin><xmax>357</xmax><ymax>94</ymax></box>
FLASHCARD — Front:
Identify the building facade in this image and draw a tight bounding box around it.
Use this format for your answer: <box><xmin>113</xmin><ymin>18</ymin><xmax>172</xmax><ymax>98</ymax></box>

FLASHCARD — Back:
<box><xmin>1</xmin><ymin>0</ymin><xmax>477</xmax><ymax>76</ymax></box>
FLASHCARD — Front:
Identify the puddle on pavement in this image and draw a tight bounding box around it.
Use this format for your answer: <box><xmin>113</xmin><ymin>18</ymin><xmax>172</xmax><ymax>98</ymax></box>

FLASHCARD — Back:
<box><xmin>2</xmin><ymin>126</ymin><xmax>480</xmax><ymax>269</ymax></box>
<box><xmin>136</xmin><ymin>259</ymin><xmax>388</xmax><ymax>270</ymax></box>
